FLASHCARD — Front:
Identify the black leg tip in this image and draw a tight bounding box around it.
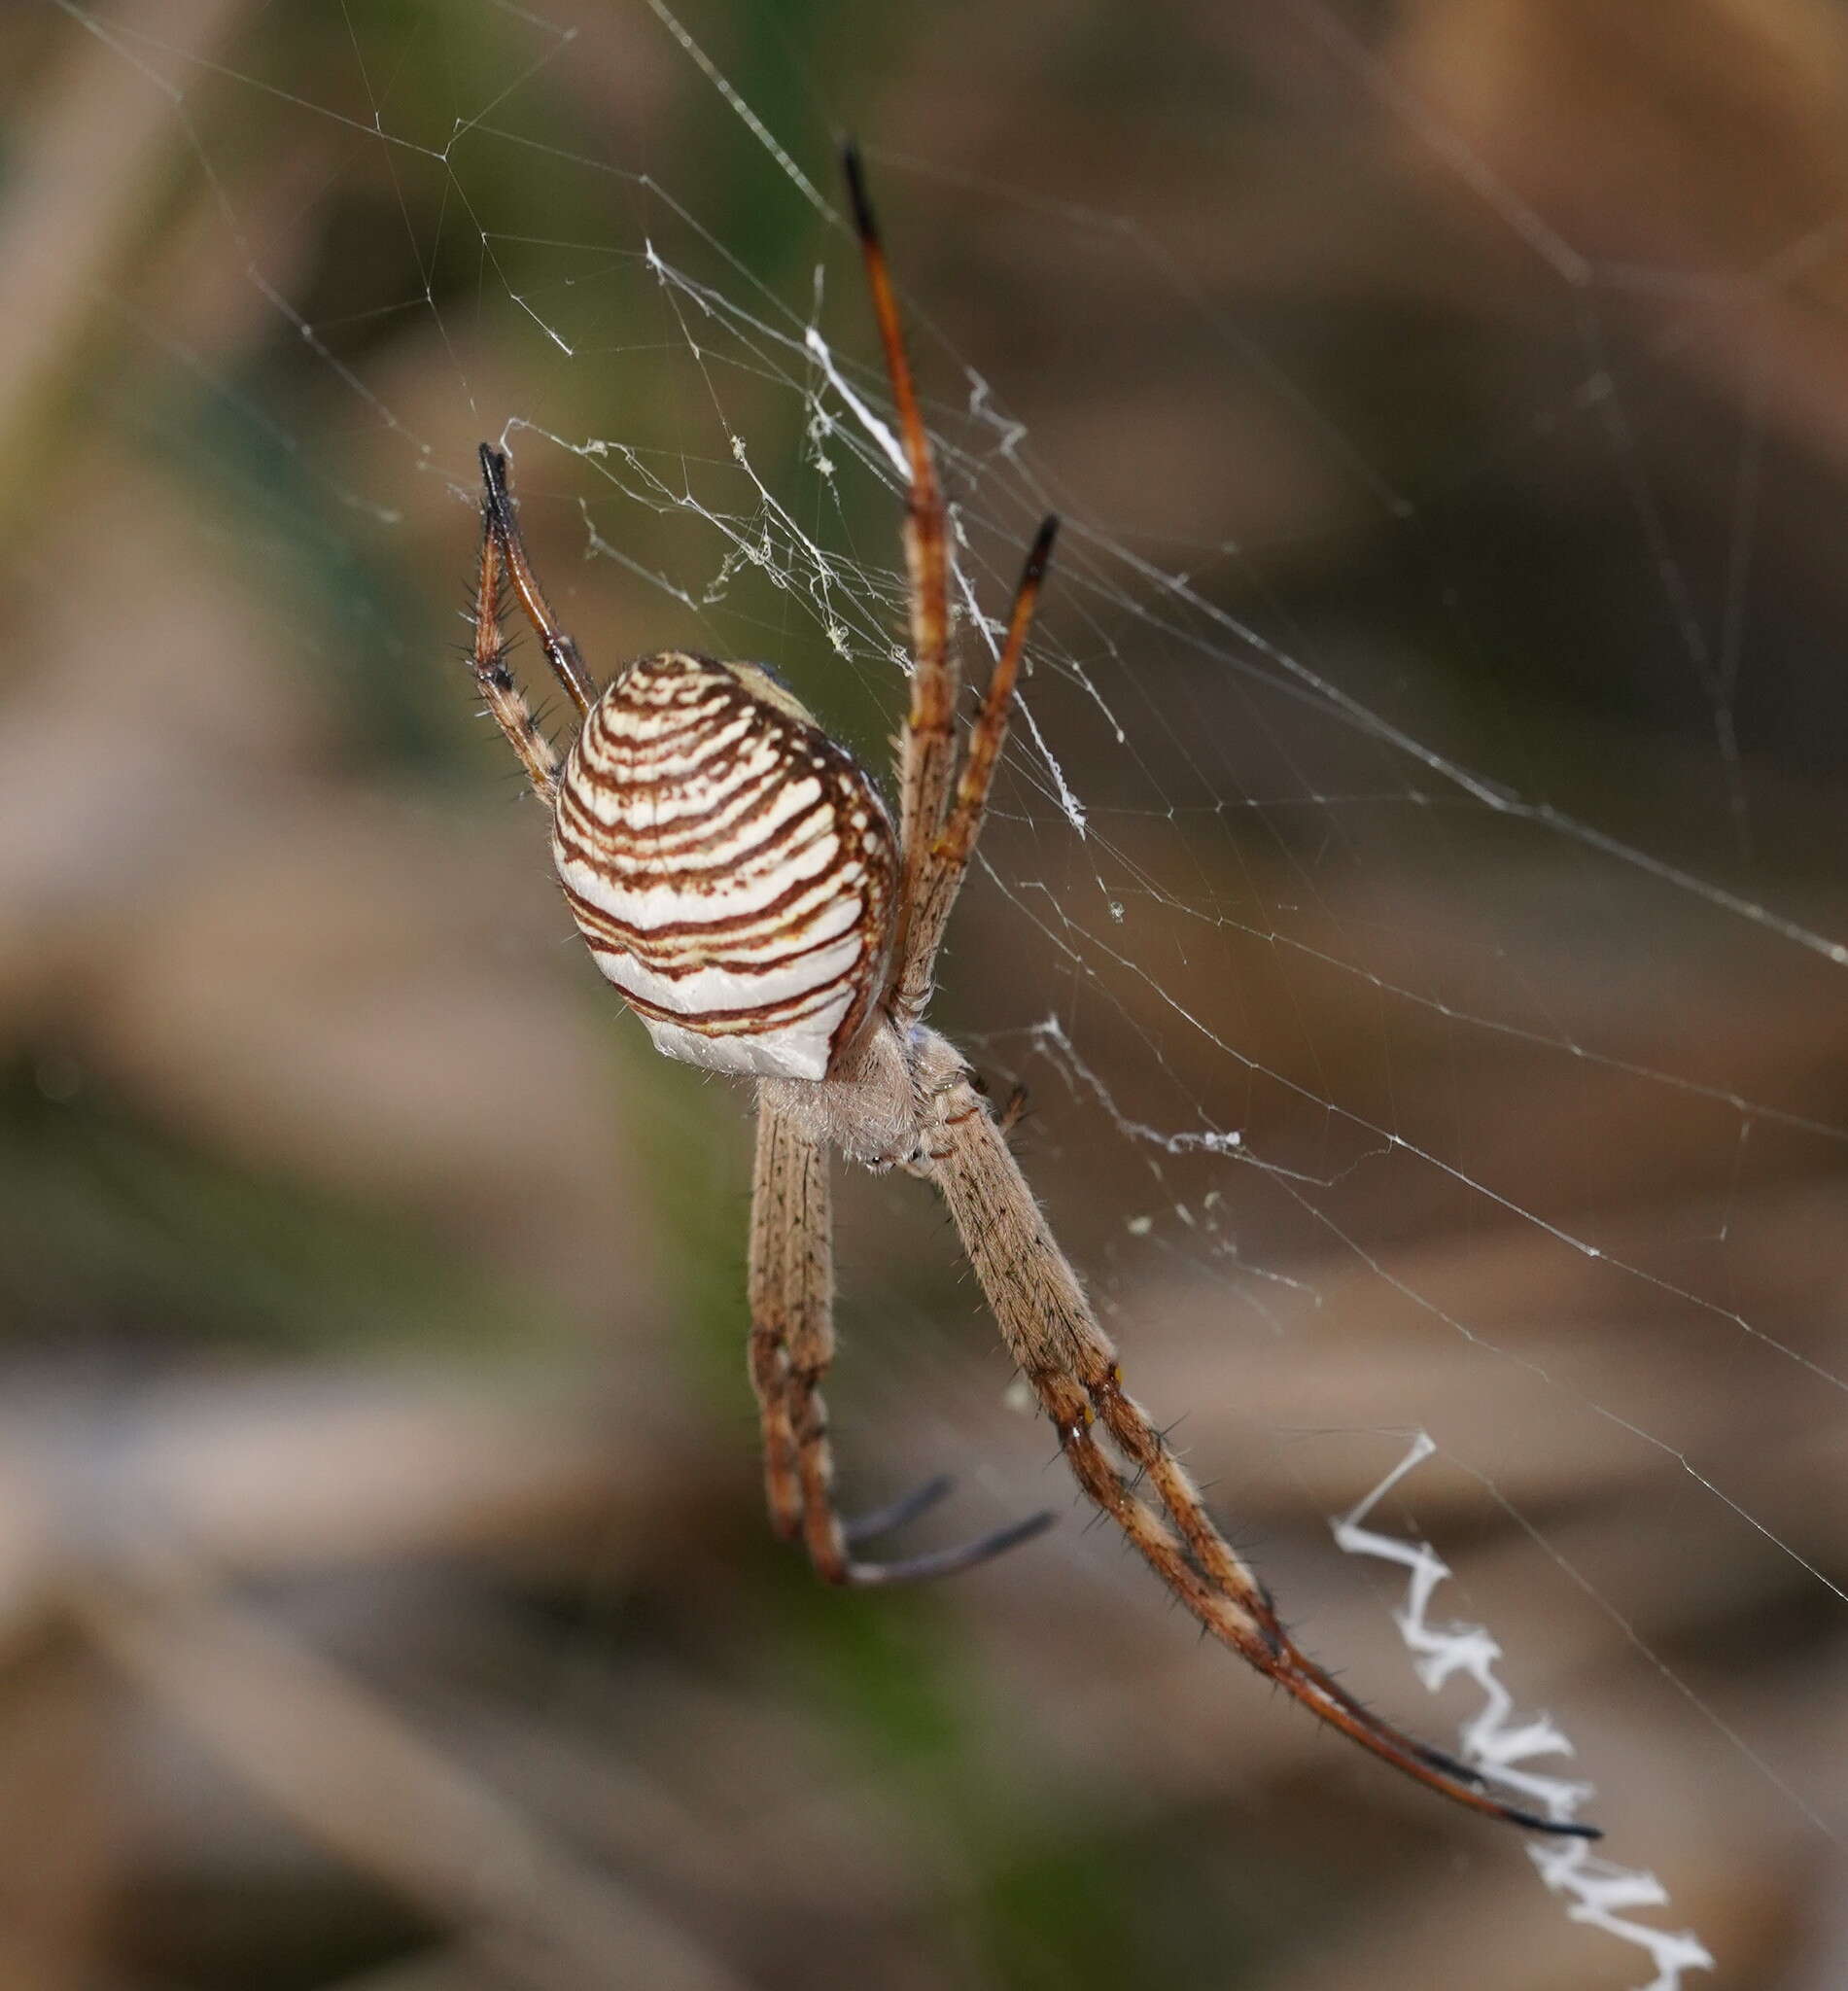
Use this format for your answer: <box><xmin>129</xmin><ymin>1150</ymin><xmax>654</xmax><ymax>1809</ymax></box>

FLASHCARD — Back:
<box><xmin>843</xmin><ymin>1473</ymin><xmax>956</xmax><ymax>1546</ymax></box>
<box><xmin>1410</xmin><ymin>1739</ymin><xmax>1603</xmax><ymax>1838</ymax></box>
<box><xmin>841</xmin><ymin>138</ymin><xmax>878</xmax><ymax>246</ymax></box>
<box><xmin>843</xmin><ymin>1505</ymin><xmax>1057</xmax><ymax>1588</ymax></box>
<box><xmin>1025</xmin><ymin>514</ymin><xmax>1060</xmax><ymax>583</ymax></box>
<box><xmin>1521</xmin><ymin>1813</ymin><xmax>1604</xmax><ymax>1841</ymax></box>
<box><xmin>478</xmin><ymin>443</ymin><xmax>513</xmax><ymax>522</ymax></box>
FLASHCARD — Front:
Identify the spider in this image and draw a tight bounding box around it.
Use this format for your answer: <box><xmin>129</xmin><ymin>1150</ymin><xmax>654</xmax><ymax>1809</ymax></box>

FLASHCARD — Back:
<box><xmin>463</xmin><ymin>143</ymin><xmax>1598</xmax><ymax>1840</ymax></box>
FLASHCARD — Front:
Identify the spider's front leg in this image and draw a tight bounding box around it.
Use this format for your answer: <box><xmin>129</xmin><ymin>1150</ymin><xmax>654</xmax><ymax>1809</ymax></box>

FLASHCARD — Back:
<box><xmin>467</xmin><ymin>447</ymin><xmax>563</xmax><ymax>802</ymax></box>
<box><xmin>749</xmin><ymin>1085</ymin><xmax>1052</xmax><ymax>1586</ymax></box>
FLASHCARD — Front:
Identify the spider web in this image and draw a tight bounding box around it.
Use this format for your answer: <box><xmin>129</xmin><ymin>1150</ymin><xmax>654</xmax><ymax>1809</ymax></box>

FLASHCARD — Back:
<box><xmin>32</xmin><ymin>0</ymin><xmax>1848</xmax><ymax>1984</ymax></box>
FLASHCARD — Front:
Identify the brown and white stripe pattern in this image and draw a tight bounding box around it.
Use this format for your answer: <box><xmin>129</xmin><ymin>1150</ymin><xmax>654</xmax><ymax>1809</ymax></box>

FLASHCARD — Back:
<box><xmin>552</xmin><ymin>651</ymin><xmax>897</xmax><ymax>1081</ymax></box>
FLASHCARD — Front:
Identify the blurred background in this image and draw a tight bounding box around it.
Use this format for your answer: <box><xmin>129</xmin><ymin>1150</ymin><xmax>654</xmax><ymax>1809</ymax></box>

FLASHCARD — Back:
<box><xmin>2</xmin><ymin>1</ymin><xmax>1847</xmax><ymax>1985</ymax></box>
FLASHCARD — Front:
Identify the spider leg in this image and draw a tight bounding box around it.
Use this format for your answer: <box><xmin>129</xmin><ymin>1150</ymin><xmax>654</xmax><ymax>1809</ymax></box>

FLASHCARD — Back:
<box><xmin>468</xmin><ymin>454</ymin><xmax>561</xmax><ymax>802</ymax></box>
<box><xmin>477</xmin><ymin>444</ymin><xmax>596</xmax><ymax>717</ymax></box>
<box><xmin>1075</xmin><ymin>1367</ymin><xmax>1598</xmax><ymax>1836</ymax></box>
<box><xmin>892</xmin><ymin>517</ymin><xmax>1059</xmax><ymax>1021</ymax></box>
<box><xmin>936</xmin><ymin>517</ymin><xmax>1059</xmax><ymax>875</ymax></box>
<box><xmin>920</xmin><ymin>1046</ymin><xmax>1600</xmax><ymax>1837</ymax></box>
<box><xmin>752</xmin><ymin>1085</ymin><xmax>1054</xmax><ymax>1586</ymax></box>
<box><xmin>748</xmin><ymin>1092</ymin><xmax>810</xmax><ymax>1541</ymax></box>
<box><xmin>841</xmin><ymin>151</ymin><xmax>1060</xmax><ymax>1025</ymax></box>
<box><xmin>833</xmin><ymin>1509</ymin><xmax>1054</xmax><ymax>1588</ymax></box>
<box><xmin>841</xmin><ymin>1472</ymin><xmax>953</xmax><ymax>1544</ymax></box>
<box><xmin>842</xmin><ymin>146</ymin><xmax>959</xmax><ymax>987</ymax></box>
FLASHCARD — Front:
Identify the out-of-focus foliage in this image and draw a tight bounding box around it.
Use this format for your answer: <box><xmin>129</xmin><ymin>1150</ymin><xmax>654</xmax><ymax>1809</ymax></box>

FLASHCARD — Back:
<box><xmin>1</xmin><ymin>2</ymin><xmax>1845</xmax><ymax>1987</ymax></box>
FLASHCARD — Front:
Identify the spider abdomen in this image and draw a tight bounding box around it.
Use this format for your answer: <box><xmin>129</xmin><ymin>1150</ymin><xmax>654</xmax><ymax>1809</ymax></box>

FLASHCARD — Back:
<box><xmin>553</xmin><ymin>651</ymin><xmax>897</xmax><ymax>1081</ymax></box>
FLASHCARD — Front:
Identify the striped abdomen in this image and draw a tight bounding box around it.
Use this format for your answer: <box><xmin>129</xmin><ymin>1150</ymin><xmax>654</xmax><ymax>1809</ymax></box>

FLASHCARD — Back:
<box><xmin>552</xmin><ymin>651</ymin><xmax>898</xmax><ymax>1081</ymax></box>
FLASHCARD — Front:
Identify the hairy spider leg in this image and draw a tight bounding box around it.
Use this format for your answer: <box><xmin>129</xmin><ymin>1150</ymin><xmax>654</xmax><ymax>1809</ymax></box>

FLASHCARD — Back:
<box><xmin>469</xmin><ymin>459</ymin><xmax>561</xmax><ymax>802</ymax></box>
<box><xmin>895</xmin><ymin>515</ymin><xmax>1059</xmax><ymax>1016</ymax></box>
<box><xmin>842</xmin><ymin>146</ymin><xmax>953</xmax><ymax>881</ymax></box>
<box><xmin>921</xmin><ymin>1052</ymin><xmax>1600</xmax><ymax>1839</ymax></box>
<box><xmin>844</xmin><ymin>148</ymin><xmax>1060</xmax><ymax>1021</ymax></box>
<box><xmin>479</xmin><ymin>443</ymin><xmax>596</xmax><ymax>717</ymax></box>
<box><xmin>752</xmin><ymin>1088</ymin><xmax>1054</xmax><ymax>1585</ymax></box>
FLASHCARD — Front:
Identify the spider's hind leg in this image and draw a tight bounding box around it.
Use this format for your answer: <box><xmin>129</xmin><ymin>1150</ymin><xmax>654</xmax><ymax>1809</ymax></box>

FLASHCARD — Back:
<box><xmin>840</xmin><ymin>1473</ymin><xmax>953</xmax><ymax>1544</ymax></box>
<box><xmin>923</xmin><ymin>1057</ymin><xmax>1601</xmax><ymax>1837</ymax></box>
<box><xmin>750</xmin><ymin>1085</ymin><xmax>1053</xmax><ymax>1587</ymax></box>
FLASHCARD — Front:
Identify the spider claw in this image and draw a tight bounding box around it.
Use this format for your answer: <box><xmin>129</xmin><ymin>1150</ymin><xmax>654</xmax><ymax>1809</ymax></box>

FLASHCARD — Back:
<box><xmin>1274</xmin><ymin>1646</ymin><xmax>1605</xmax><ymax>1838</ymax></box>
<box><xmin>1401</xmin><ymin>1740</ymin><xmax>1601</xmax><ymax>1837</ymax></box>
<box><xmin>845</xmin><ymin>1506</ymin><xmax>1055</xmax><ymax>1588</ymax></box>
<box><xmin>843</xmin><ymin>1473</ymin><xmax>956</xmax><ymax>1545</ymax></box>
<box><xmin>1509</xmin><ymin>1806</ymin><xmax>1602</xmax><ymax>1840</ymax></box>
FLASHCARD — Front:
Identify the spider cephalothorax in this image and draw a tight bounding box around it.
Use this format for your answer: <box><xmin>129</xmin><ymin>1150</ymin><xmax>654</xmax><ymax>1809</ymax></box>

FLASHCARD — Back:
<box><xmin>462</xmin><ymin>144</ymin><xmax>1598</xmax><ymax>1840</ymax></box>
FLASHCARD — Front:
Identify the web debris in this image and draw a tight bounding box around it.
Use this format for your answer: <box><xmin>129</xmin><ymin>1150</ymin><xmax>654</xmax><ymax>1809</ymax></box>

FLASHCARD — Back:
<box><xmin>1335</xmin><ymin>1435</ymin><xmax>1716</xmax><ymax>1990</ymax></box>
